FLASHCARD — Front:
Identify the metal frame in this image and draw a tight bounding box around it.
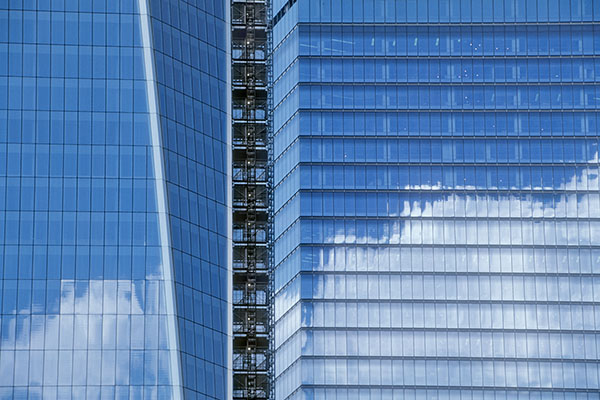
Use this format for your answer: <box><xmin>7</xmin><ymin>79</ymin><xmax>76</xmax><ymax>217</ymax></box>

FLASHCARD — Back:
<box><xmin>231</xmin><ymin>0</ymin><xmax>271</xmax><ymax>398</ymax></box>
<box><xmin>266</xmin><ymin>1</ymin><xmax>275</xmax><ymax>399</ymax></box>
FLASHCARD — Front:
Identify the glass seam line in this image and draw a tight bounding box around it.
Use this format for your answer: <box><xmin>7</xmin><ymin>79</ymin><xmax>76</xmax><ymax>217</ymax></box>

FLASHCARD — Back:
<box><xmin>137</xmin><ymin>0</ymin><xmax>184</xmax><ymax>396</ymax></box>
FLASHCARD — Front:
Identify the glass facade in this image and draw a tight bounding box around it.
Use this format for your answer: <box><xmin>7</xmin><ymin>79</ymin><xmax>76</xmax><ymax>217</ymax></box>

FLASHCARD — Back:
<box><xmin>272</xmin><ymin>1</ymin><xmax>600</xmax><ymax>399</ymax></box>
<box><xmin>0</xmin><ymin>1</ymin><xmax>228</xmax><ymax>399</ymax></box>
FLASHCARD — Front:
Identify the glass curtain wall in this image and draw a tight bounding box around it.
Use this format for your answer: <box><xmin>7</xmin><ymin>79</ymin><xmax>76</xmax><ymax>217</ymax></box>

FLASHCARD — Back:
<box><xmin>0</xmin><ymin>1</ymin><xmax>228</xmax><ymax>399</ymax></box>
<box><xmin>147</xmin><ymin>0</ymin><xmax>229</xmax><ymax>398</ymax></box>
<box><xmin>272</xmin><ymin>1</ymin><xmax>600</xmax><ymax>399</ymax></box>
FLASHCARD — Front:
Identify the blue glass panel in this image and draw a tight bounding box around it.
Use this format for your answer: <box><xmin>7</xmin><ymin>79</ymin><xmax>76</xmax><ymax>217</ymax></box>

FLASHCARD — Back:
<box><xmin>274</xmin><ymin>1</ymin><xmax>600</xmax><ymax>399</ymax></box>
<box><xmin>0</xmin><ymin>3</ymin><xmax>227</xmax><ymax>399</ymax></box>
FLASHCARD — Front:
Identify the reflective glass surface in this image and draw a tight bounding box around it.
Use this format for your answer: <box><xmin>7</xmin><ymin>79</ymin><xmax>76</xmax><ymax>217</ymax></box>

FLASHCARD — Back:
<box><xmin>148</xmin><ymin>0</ymin><xmax>229</xmax><ymax>398</ymax></box>
<box><xmin>272</xmin><ymin>1</ymin><xmax>600</xmax><ymax>399</ymax></box>
<box><xmin>0</xmin><ymin>1</ymin><xmax>227</xmax><ymax>399</ymax></box>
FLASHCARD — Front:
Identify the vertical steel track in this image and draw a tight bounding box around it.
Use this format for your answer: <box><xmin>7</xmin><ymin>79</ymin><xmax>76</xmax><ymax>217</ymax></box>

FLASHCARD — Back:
<box><xmin>266</xmin><ymin>0</ymin><xmax>275</xmax><ymax>398</ymax></box>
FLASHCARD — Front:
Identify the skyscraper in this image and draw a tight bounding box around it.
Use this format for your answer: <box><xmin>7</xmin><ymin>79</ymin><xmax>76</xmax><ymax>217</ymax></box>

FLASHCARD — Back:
<box><xmin>272</xmin><ymin>1</ymin><xmax>600</xmax><ymax>399</ymax></box>
<box><xmin>4</xmin><ymin>1</ymin><xmax>600</xmax><ymax>399</ymax></box>
<box><xmin>0</xmin><ymin>1</ymin><xmax>228</xmax><ymax>398</ymax></box>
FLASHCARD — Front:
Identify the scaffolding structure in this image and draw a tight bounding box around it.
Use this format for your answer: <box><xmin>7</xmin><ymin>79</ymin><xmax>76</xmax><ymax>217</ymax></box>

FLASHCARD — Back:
<box><xmin>231</xmin><ymin>0</ymin><xmax>270</xmax><ymax>398</ymax></box>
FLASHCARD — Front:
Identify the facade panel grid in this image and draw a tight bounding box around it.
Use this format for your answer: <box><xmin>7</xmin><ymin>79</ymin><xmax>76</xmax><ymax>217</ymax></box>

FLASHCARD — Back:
<box><xmin>272</xmin><ymin>1</ymin><xmax>600</xmax><ymax>399</ymax></box>
<box><xmin>0</xmin><ymin>1</ymin><xmax>228</xmax><ymax>399</ymax></box>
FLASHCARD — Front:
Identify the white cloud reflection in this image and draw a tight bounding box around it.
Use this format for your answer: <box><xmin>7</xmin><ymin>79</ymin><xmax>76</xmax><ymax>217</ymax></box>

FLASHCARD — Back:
<box><xmin>1</xmin><ymin>279</ymin><xmax>173</xmax><ymax>388</ymax></box>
